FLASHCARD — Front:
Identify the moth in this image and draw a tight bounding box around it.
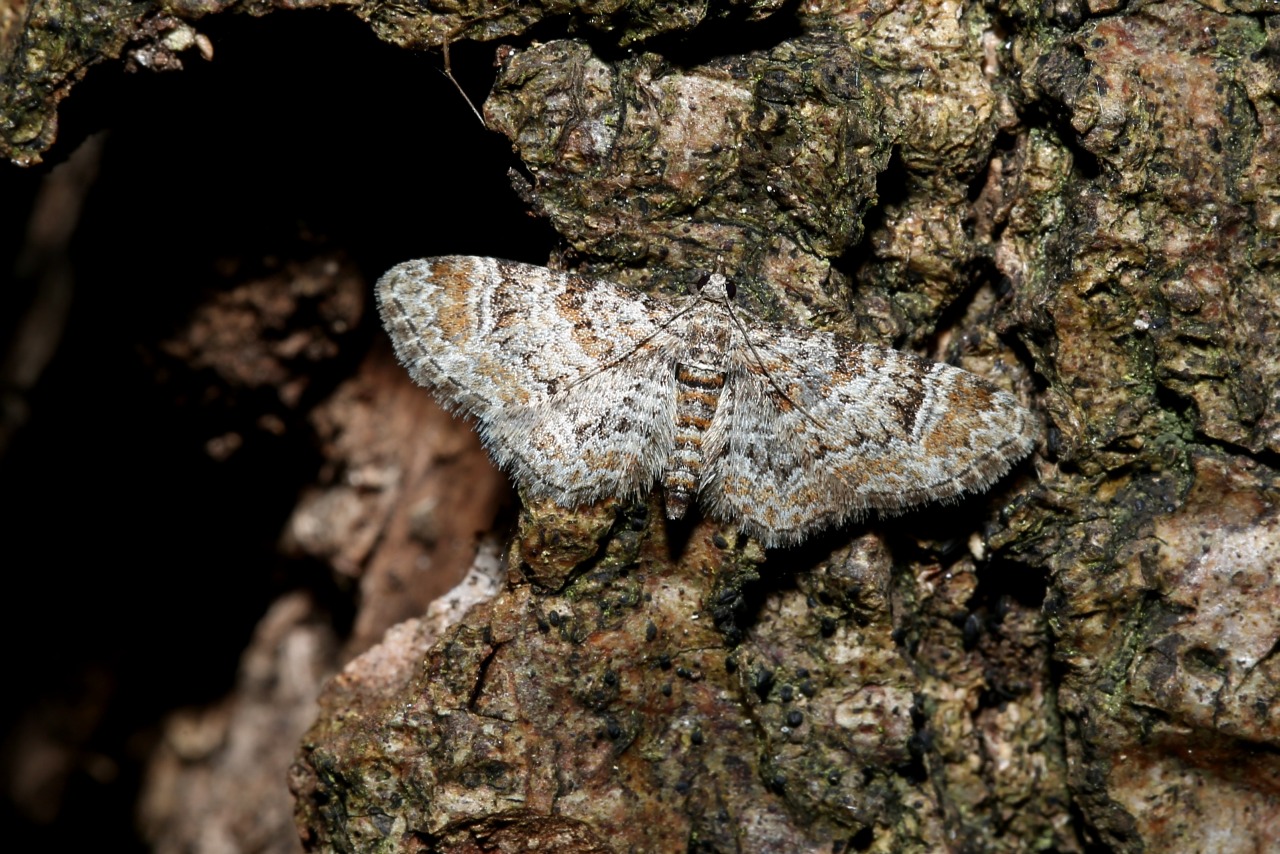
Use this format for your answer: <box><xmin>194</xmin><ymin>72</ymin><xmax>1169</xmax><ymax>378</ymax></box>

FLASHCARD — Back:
<box><xmin>377</xmin><ymin>256</ymin><xmax>1036</xmax><ymax>547</ymax></box>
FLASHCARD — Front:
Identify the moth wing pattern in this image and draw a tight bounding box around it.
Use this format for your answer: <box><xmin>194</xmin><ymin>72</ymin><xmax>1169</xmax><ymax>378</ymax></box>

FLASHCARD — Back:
<box><xmin>703</xmin><ymin>323</ymin><xmax>1037</xmax><ymax>546</ymax></box>
<box><xmin>380</xmin><ymin>255</ymin><xmax>1037</xmax><ymax>547</ymax></box>
<box><xmin>377</xmin><ymin>256</ymin><xmax>680</xmax><ymax>506</ymax></box>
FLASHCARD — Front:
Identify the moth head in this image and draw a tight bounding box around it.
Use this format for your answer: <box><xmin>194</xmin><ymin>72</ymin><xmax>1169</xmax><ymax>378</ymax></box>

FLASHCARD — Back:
<box><xmin>695</xmin><ymin>271</ymin><xmax>737</xmax><ymax>302</ymax></box>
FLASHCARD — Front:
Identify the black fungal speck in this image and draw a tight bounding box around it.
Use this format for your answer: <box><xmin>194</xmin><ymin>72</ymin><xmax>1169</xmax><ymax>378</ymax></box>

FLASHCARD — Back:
<box><xmin>752</xmin><ymin>666</ymin><xmax>776</xmax><ymax>700</ymax></box>
<box><xmin>963</xmin><ymin>613</ymin><xmax>982</xmax><ymax>650</ymax></box>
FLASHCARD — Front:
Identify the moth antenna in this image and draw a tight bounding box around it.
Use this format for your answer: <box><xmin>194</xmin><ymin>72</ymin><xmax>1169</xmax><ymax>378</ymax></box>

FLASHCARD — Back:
<box><xmin>564</xmin><ymin>274</ymin><xmax>829</xmax><ymax>436</ymax></box>
<box><xmin>718</xmin><ymin>286</ymin><xmax>830</xmax><ymax>433</ymax></box>
<box><xmin>557</xmin><ymin>287</ymin><xmax>708</xmax><ymax>392</ymax></box>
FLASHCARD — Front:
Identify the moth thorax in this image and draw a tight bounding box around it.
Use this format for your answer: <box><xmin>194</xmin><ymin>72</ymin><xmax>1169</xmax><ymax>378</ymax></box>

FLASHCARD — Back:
<box><xmin>695</xmin><ymin>271</ymin><xmax>736</xmax><ymax>301</ymax></box>
<box><xmin>664</xmin><ymin>361</ymin><xmax>727</xmax><ymax>520</ymax></box>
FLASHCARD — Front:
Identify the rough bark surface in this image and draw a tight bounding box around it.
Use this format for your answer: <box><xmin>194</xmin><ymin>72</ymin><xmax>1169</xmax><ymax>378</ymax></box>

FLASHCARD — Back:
<box><xmin>3</xmin><ymin>0</ymin><xmax>1278</xmax><ymax>852</ymax></box>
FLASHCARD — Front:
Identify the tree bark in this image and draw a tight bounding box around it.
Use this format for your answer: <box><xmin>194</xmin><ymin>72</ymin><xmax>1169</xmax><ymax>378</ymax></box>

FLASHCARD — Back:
<box><xmin>3</xmin><ymin>0</ymin><xmax>1278</xmax><ymax>852</ymax></box>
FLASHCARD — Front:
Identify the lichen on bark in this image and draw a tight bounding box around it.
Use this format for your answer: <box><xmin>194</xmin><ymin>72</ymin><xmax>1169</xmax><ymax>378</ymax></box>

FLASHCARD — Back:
<box><xmin>482</xmin><ymin>29</ymin><xmax>890</xmax><ymax>323</ymax></box>
<box><xmin>6</xmin><ymin>0</ymin><xmax>1279</xmax><ymax>850</ymax></box>
<box><xmin>992</xmin><ymin>2</ymin><xmax>1280</xmax><ymax>850</ymax></box>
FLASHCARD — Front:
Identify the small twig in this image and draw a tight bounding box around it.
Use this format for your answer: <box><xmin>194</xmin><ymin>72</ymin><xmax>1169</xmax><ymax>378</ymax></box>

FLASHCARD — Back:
<box><xmin>438</xmin><ymin>2</ymin><xmax>517</xmax><ymax>128</ymax></box>
<box><xmin>440</xmin><ymin>28</ymin><xmax>485</xmax><ymax>126</ymax></box>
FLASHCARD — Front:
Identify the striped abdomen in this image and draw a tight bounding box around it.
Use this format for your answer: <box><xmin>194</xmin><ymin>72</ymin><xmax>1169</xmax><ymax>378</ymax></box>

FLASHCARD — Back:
<box><xmin>663</xmin><ymin>362</ymin><xmax>726</xmax><ymax>519</ymax></box>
